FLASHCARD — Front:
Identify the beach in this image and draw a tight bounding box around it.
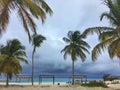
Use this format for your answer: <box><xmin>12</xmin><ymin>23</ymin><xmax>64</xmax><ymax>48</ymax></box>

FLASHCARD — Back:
<box><xmin>0</xmin><ymin>82</ymin><xmax>119</xmax><ymax>90</ymax></box>
<box><xmin>0</xmin><ymin>85</ymin><xmax>116</xmax><ymax>90</ymax></box>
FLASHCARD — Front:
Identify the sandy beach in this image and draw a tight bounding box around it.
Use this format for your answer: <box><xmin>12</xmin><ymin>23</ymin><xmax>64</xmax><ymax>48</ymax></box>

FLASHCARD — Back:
<box><xmin>0</xmin><ymin>85</ymin><xmax>116</xmax><ymax>90</ymax></box>
<box><xmin>0</xmin><ymin>82</ymin><xmax>119</xmax><ymax>90</ymax></box>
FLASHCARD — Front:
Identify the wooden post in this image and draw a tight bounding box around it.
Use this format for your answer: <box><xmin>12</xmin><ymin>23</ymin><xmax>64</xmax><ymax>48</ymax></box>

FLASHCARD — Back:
<box><xmin>39</xmin><ymin>76</ymin><xmax>41</xmax><ymax>85</ymax></box>
<box><xmin>53</xmin><ymin>76</ymin><xmax>55</xmax><ymax>85</ymax></box>
<box><xmin>85</xmin><ymin>77</ymin><xmax>87</xmax><ymax>83</ymax></box>
<box><xmin>16</xmin><ymin>76</ymin><xmax>17</xmax><ymax>82</ymax></box>
<box><xmin>39</xmin><ymin>76</ymin><xmax>40</xmax><ymax>85</ymax></box>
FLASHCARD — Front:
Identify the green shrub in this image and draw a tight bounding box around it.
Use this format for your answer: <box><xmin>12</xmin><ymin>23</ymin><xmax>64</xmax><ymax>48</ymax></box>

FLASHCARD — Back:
<box><xmin>103</xmin><ymin>74</ymin><xmax>119</xmax><ymax>81</ymax></box>
<box><xmin>81</xmin><ymin>80</ymin><xmax>108</xmax><ymax>88</ymax></box>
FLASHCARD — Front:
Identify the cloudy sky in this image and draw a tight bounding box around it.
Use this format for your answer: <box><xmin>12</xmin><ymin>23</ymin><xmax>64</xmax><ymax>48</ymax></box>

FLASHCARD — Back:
<box><xmin>1</xmin><ymin>0</ymin><xmax>120</xmax><ymax>78</ymax></box>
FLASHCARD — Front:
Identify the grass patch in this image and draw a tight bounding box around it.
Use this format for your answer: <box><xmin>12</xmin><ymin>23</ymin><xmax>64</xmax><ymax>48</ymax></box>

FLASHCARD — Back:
<box><xmin>81</xmin><ymin>80</ymin><xmax>108</xmax><ymax>88</ymax></box>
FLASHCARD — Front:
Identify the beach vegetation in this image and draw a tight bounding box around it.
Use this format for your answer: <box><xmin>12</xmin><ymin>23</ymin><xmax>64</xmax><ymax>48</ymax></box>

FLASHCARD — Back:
<box><xmin>61</xmin><ymin>30</ymin><xmax>90</xmax><ymax>85</ymax></box>
<box><xmin>0</xmin><ymin>39</ymin><xmax>28</xmax><ymax>86</ymax></box>
<box><xmin>103</xmin><ymin>74</ymin><xmax>111</xmax><ymax>82</ymax></box>
<box><xmin>103</xmin><ymin>74</ymin><xmax>119</xmax><ymax>81</ymax></box>
<box><xmin>81</xmin><ymin>80</ymin><xmax>108</xmax><ymax>88</ymax></box>
<box><xmin>82</xmin><ymin>0</ymin><xmax>120</xmax><ymax>61</ymax></box>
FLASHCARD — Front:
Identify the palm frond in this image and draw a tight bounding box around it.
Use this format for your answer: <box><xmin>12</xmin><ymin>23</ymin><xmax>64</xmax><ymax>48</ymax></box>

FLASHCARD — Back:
<box><xmin>32</xmin><ymin>0</ymin><xmax>53</xmax><ymax>15</ymax></box>
<box><xmin>78</xmin><ymin>40</ymin><xmax>90</xmax><ymax>48</ymax></box>
<box><xmin>24</xmin><ymin>0</ymin><xmax>46</xmax><ymax>23</ymax></box>
<box><xmin>116</xmin><ymin>45</ymin><xmax>120</xmax><ymax>58</ymax></box>
<box><xmin>14</xmin><ymin>51</ymin><xmax>27</xmax><ymax>57</ymax></box>
<box><xmin>61</xmin><ymin>45</ymin><xmax>72</xmax><ymax>59</ymax></box>
<box><xmin>92</xmin><ymin>37</ymin><xmax>115</xmax><ymax>61</ymax></box>
<box><xmin>78</xmin><ymin>50</ymin><xmax>86</xmax><ymax>62</ymax></box>
<box><xmin>99</xmin><ymin>30</ymin><xmax>117</xmax><ymax>41</ymax></box>
<box><xmin>0</xmin><ymin>6</ymin><xmax>10</xmax><ymax>34</ymax></box>
<box><xmin>104</xmin><ymin>0</ymin><xmax>113</xmax><ymax>9</ymax></box>
<box><xmin>18</xmin><ymin>8</ymin><xmax>31</xmax><ymax>41</ymax></box>
<box><xmin>82</xmin><ymin>27</ymin><xmax>115</xmax><ymax>38</ymax></box>
<box><xmin>16</xmin><ymin>56</ymin><xmax>28</xmax><ymax>64</ymax></box>
<box><xmin>79</xmin><ymin>46</ymin><xmax>90</xmax><ymax>54</ymax></box>
<box><xmin>19</xmin><ymin>6</ymin><xmax>37</xmax><ymax>34</ymax></box>
<box><xmin>116</xmin><ymin>0</ymin><xmax>120</xmax><ymax>5</ymax></box>
<box><xmin>63</xmin><ymin>51</ymin><xmax>69</xmax><ymax>60</ymax></box>
<box><xmin>32</xmin><ymin>34</ymin><xmax>46</xmax><ymax>47</ymax></box>
<box><xmin>103</xmin><ymin>0</ymin><xmax>120</xmax><ymax>25</ymax></box>
<box><xmin>108</xmin><ymin>38</ymin><xmax>120</xmax><ymax>58</ymax></box>
<box><xmin>100</xmin><ymin>12</ymin><xmax>119</xmax><ymax>25</ymax></box>
<box><xmin>67</xmin><ymin>31</ymin><xmax>74</xmax><ymax>41</ymax></box>
<box><xmin>63</xmin><ymin>37</ymin><xmax>71</xmax><ymax>43</ymax></box>
<box><xmin>71</xmin><ymin>50</ymin><xmax>77</xmax><ymax>61</ymax></box>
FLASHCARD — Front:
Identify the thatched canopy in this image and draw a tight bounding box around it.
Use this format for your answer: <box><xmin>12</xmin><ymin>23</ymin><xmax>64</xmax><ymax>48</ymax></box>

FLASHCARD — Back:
<box><xmin>71</xmin><ymin>75</ymin><xmax>87</xmax><ymax>78</ymax></box>
<box><xmin>17</xmin><ymin>75</ymin><xmax>31</xmax><ymax>78</ymax></box>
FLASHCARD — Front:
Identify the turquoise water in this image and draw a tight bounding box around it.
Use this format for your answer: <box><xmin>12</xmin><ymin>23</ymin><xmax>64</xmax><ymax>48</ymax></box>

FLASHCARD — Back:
<box><xmin>9</xmin><ymin>77</ymin><xmax>102</xmax><ymax>83</ymax></box>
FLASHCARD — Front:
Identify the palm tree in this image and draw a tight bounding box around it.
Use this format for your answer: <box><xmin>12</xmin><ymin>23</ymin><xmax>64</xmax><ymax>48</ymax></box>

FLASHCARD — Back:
<box><xmin>0</xmin><ymin>39</ymin><xmax>28</xmax><ymax>86</ymax></box>
<box><xmin>61</xmin><ymin>31</ymin><xmax>90</xmax><ymax>84</ymax></box>
<box><xmin>31</xmin><ymin>34</ymin><xmax>46</xmax><ymax>85</ymax></box>
<box><xmin>0</xmin><ymin>0</ymin><xmax>53</xmax><ymax>40</ymax></box>
<box><xmin>82</xmin><ymin>0</ymin><xmax>120</xmax><ymax>61</ymax></box>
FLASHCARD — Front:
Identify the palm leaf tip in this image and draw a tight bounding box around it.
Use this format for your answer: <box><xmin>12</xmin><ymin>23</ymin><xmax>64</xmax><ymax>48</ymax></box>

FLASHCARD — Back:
<box><xmin>25</xmin><ymin>60</ymin><xmax>28</xmax><ymax>64</ymax></box>
<box><xmin>41</xmin><ymin>0</ymin><xmax>53</xmax><ymax>15</ymax></box>
<box><xmin>92</xmin><ymin>52</ymin><xmax>97</xmax><ymax>62</ymax></box>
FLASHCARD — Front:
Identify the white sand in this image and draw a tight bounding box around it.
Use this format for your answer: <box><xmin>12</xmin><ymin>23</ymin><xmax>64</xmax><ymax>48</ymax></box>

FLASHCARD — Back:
<box><xmin>108</xmin><ymin>83</ymin><xmax>120</xmax><ymax>89</ymax></box>
<box><xmin>105</xmin><ymin>80</ymin><xmax>120</xmax><ymax>89</ymax></box>
<box><xmin>0</xmin><ymin>85</ymin><xmax>115</xmax><ymax>90</ymax></box>
<box><xmin>0</xmin><ymin>82</ymin><xmax>117</xmax><ymax>90</ymax></box>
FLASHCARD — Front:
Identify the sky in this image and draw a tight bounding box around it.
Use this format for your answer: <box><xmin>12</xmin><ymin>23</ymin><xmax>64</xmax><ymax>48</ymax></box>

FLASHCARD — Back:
<box><xmin>1</xmin><ymin>0</ymin><xmax>120</xmax><ymax>78</ymax></box>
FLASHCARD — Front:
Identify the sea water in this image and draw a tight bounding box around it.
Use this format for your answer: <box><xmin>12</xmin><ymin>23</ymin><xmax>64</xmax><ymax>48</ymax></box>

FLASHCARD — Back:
<box><xmin>9</xmin><ymin>77</ymin><xmax>102</xmax><ymax>83</ymax></box>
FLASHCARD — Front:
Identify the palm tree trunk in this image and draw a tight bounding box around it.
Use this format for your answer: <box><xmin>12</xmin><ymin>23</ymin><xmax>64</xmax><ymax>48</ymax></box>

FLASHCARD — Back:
<box><xmin>32</xmin><ymin>46</ymin><xmax>35</xmax><ymax>86</ymax></box>
<box><xmin>72</xmin><ymin>61</ymin><xmax>74</xmax><ymax>85</ymax></box>
<box><xmin>6</xmin><ymin>73</ymin><xmax>9</xmax><ymax>86</ymax></box>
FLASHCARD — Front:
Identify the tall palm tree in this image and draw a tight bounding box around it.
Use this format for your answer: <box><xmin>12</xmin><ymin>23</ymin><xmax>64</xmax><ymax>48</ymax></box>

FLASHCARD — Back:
<box><xmin>31</xmin><ymin>34</ymin><xmax>46</xmax><ymax>85</ymax></box>
<box><xmin>0</xmin><ymin>39</ymin><xmax>28</xmax><ymax>86</ymax></box>
<box><xmin>0</xmin><ymin>0</ymin><xmax>53</xmax><ymax>40</ymax></box>
<box><xmin>61</xmin><ymin>31</ymin><xmax>90</xmax><ymax>84</ymax></box>
<box><xmin>82</xmin><ymin>0</ymin><xmax>120</xmax><ymax>61</ymax></box>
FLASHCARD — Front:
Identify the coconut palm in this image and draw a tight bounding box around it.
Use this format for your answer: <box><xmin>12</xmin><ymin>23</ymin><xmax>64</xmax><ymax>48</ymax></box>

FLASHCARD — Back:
<box><xmin>31</xmin><ymin>34</ymin><xmax>46</xmax><ymax>85</ymax></box>
<box><xmin>61</xmin><ymin>31</ymin><xmax>90</xmax><ymax>84</ymax></box>
<box><xmin>0</xmin><ymin>0</ymin><xmax>53</xmax><ymax>40</ymax></box>
<box><xmin>0</xmin><ymin>39</ymin><xmax>28</xmax><ymax>86</ymax></box>
<box><xmin>82</xmin><ymin>0</ymin><xmax>120</xmax><ymax>61</ymax></box>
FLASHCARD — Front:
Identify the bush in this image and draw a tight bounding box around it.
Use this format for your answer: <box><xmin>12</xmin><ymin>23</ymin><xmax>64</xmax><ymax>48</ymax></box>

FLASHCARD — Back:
<box><xmin>81</xmin><ymin>80</ymin><xmax>108</xmax><ymax>88</ymax></box>
<box><xmin>103</xmin><ymin>74</ymin><xmax>119</xmax><ymax>81</ymax></box>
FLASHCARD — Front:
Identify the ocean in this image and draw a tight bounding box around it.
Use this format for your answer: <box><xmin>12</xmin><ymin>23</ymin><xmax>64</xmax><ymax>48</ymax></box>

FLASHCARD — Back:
<box><xmin>9</xmin><ymin>77</ymin><xmax>102</xmax><ymax>83</ymax></box>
